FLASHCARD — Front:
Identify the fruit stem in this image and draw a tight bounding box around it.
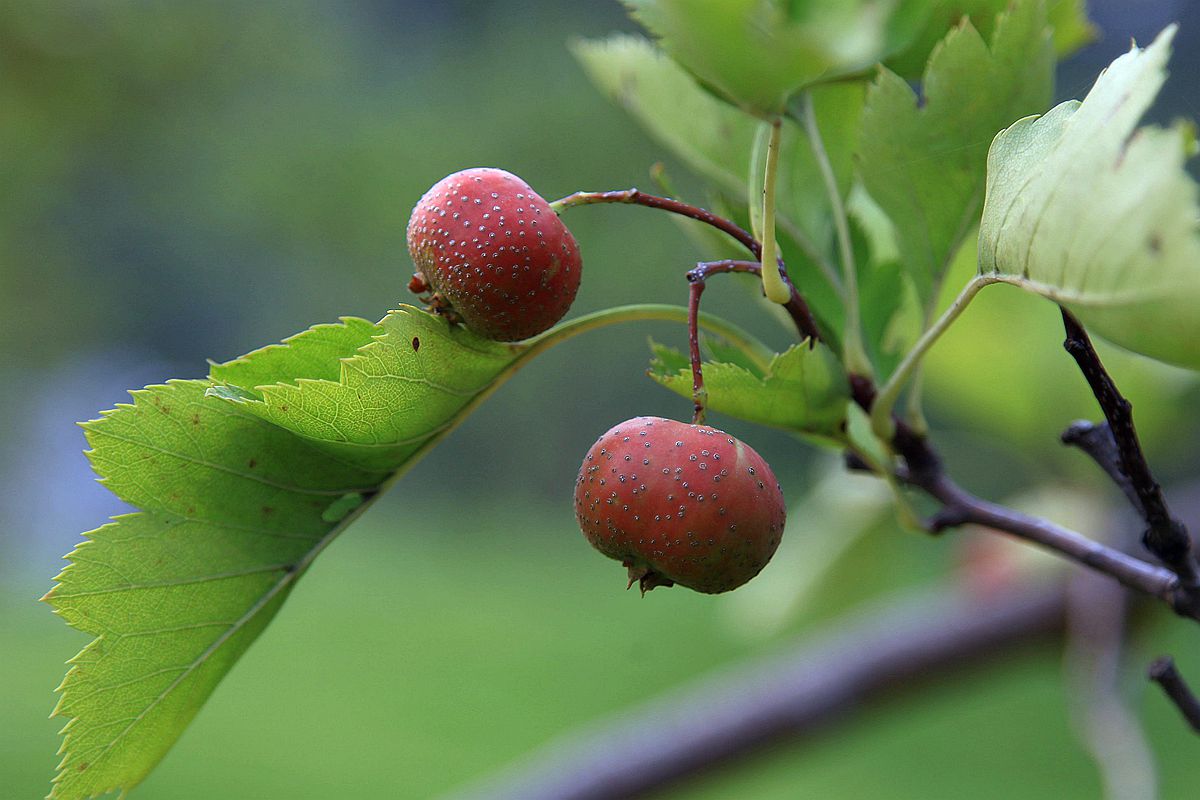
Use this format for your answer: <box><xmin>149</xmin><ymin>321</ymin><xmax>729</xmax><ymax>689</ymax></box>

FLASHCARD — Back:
<box><xmin>552</xmin><ymin>188</ymin><xmax>759</xmax><ymax>251</ymax></box>
<box><xmin>688</xmin><ymin>279</ymin><xmax>708</xmax><ymax>424</ymax></box>
<box><xmin>684</xmin><ymin>261</ymin><xmax>766</xmax><ymax>424</ymax></box>
<box><xmin>758</xmin><ymin>118</ymin><xmax>791</xmax><ymax>306</ymax></box>
<box><xmin>526</xmin><ymin>302</ymin><xmax>775</xmax><ymax>375</ymax></box>
<box><xmin>550</xmin><ymin>188</ymin><xmax>823</xmax><ymax>343</ymax></box>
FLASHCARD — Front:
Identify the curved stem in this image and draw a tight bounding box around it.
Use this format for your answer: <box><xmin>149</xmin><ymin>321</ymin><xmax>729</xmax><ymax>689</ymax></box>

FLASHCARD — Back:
<box><xmin>870</xmin><ymin>275</ymin><xmax>995</xmax><ymax>441</ymax></box>
<box><xmin>525</xmin><ymin>303</ymin><xmax>774</xmax><ymax>375</ymax></box>
<box><xmin>550</xmin><ymin>189</ymin><xmax>824</xmax><ymax>343</ymax></box>
<box><xmin>800</xmin><ymin>92</ymin><xmax>869</xmax><ymax>376</ymax></box>
<box><xmin>679</xmin><ymin>261</ymin><xmax>766</xmax><ymax>425</ymax></box>
<box><xmin>551</xmin><ymin>189</ymin><xmax>760</xmax><ymax>255</ymax></box>
<box><xmin>759</xmin><ymin>118</ymin><xmax>790</xmax><ymax>305</ymax></box>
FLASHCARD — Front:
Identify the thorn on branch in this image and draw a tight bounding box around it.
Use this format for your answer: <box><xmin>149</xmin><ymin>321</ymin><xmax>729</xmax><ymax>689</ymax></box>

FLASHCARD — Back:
<box><xmin>1147</xmin><ymin>655</ymin><xmax>1200</xmax><ymax>734</ymax></box>
<box><xmin>1061</xmin><ymin>420</ymin><xmax>1143</xmax><ymax>513</ymax></box>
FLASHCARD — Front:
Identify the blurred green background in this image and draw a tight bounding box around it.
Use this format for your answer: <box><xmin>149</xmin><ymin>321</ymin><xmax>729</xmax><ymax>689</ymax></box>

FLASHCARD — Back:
<box><xmin>3</xmin><ymin>1</ymin><xmax>1200</xmax><ymax>797</ymax></box>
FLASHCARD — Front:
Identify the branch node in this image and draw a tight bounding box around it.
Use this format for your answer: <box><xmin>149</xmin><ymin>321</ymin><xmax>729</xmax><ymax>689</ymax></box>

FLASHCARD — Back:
<box><xmin>927</xmin><ymin>506</ymin><xmax>969</xmax><ymax>535</ymax></box>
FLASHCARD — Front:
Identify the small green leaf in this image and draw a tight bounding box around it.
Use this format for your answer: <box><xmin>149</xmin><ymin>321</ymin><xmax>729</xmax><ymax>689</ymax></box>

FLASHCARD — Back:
<box><xmin>623</xmin><ymin>0</ymin><xmax>934</xmax><ymax>117</ymax></box>
<box><xmin>978</xmin><ymin>26</ymin><xmax>1200</xmax><ymax>369</ymax></box>
<box><xmin>649</xmin><ymin>340</ymin><xmax>848</xmax><ymax>435</ymax></box>
<box><xmin>702</xmin><ymin>335</ymin><xmax>768</xmax><ymax>378</ymax></box>
<box><xmin>859</xmin><ymin>0</ymin><xmax>1053</xmax><ymax>306</ymax></box>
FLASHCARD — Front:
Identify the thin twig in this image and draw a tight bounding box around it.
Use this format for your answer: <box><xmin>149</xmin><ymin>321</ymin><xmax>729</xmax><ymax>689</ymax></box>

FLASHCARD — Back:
<box><xmin>552</xmin><ymin>189</ymin><xmax>824</xmax><ymax>342</ymax></box>
<box><xmin>1060</xmin><ymin>307</ymin><xmax>1200</xmax><ymax>590</ymax></box>
<box><xmin>848</xmin><ymin>358</ymin><xmax>1200</xmax><ymax>622</ymax></box>
<box><xmin>443</xmin><ymin>583</ymin><xmax>1066</xmax><ymax>800</ymax></box>
<box><xmin>1147</xmin><ymin>656</ymin><xmax>1200</xmax><ymax>734</ymax></box>
<box><xmin>919</xmin><ymin>471</ymin><xmax>1197</xmax><ymax>619</ymax></box>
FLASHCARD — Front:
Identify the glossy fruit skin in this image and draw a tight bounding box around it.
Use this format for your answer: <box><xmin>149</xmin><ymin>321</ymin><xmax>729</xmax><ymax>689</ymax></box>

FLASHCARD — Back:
<box><xmin>575</xmin><ymin>416</ymin><xmax>786</xmax><ymax>594</ymax></box>
<box><xmin>406</xmin><ymin>167</ymin><xmax>582</xmax><ymax>341</ymax></box>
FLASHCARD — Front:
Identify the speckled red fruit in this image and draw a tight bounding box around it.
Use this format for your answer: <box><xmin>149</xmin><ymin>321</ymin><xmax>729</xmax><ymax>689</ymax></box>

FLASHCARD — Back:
<box><xmin>406</xmin><ymin>167</ymin><xmax>582</xmax><ymax>341</ymax></box>
<box><xmin>575</xmin><ymin>416</ymin><xmax>786</xmax><ymax>594</ymax></box>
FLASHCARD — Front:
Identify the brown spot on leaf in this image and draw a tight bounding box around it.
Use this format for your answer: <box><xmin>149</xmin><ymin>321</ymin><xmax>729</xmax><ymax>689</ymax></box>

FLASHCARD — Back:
<box><xmin>247</xmin><ymin>458</ymin><xmax>257</xmax><ymax>469</ymax></box>
<box><xmin>412</xmin><ymin>336</ymin><xmax>421</xmax><ymax>352</ymax></box>
<box><xmin>262</xmin><ymin>506</ymin><xmax>275</xmax><ymax>516</ymax></box>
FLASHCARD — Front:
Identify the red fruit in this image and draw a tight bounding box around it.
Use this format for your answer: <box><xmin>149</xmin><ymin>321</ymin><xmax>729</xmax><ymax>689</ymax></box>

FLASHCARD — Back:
<box><xmin>575</xmin><ymin>416</ymin><xmax>786</xmax><ymax>594</ymax></box>
<box><xmin>406</xmin><ymin>167</ymin><xmax>582</xmax><ymax>341</ymax></box>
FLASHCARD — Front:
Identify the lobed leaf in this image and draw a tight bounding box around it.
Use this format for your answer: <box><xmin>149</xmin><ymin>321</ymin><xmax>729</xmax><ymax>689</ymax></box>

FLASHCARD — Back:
<box><xmin>648</xmin><ymin>339</ymin><xmax>848</xmax><ymax>435</ymax></box>
<box><xmin>977</xmin><ymin>26</ymin><xmax>1200</xmax><ymax>369</ymax></box>
<box><xmin>44</xmin><ymin>312</ymin><xmax>533</xmax><ymax>798</ymax></box>
<box><xmin>858</xmin><ymin>0</ymin><xmax>1053</xmax><ymax>306</ymax></box>
<box><xmin>885</xmin><ymin>0</ymin><xmax>1092</xmax><ymax>77</ymax></box>
<box><xmin>622</xmin><ymin>0</ymin><xmax>933</xmax><ymax>117</ymax></box>
<box><xmin>45</xmin><ymin>303</ymin><xmax>773</xmax><ymax>798</ymax></box>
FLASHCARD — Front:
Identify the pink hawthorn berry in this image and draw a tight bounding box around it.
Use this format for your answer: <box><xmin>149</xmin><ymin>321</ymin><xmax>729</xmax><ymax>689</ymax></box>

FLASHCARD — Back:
<box><xmin>575</xmin><ymin>416</ymin><xmax>786</xmax><ymax>594</ymax></box>
<box><xmin>406</xmin><ymin>167</ymin><xmax>582</xmax><ymax>341</ymax></box>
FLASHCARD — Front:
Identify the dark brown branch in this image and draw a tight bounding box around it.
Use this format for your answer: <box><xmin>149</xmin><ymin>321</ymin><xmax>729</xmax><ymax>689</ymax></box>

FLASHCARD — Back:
<box><xmin>917</xmin><ymin>471</ymin><xmax>1198</xmax><ymax>620</ymax></box>
<box><xmin>1060</xmin><ymin>308</ymin><xmax>1200</xmax><ymax>589</ymax></box>
<box><xmin>445</xmin><ymin>584</ymin><xmax>1066</xmax><ymax>800</ymax></box>
<box><xmin>552</xmin><ymin>189</ymin><xmax>823</xmax><ymax>343</ymax></box>
<box><xmin>1147</xmin><ymin>656</ymin><xmax>1200</xmax><ymax>734</ymax></box>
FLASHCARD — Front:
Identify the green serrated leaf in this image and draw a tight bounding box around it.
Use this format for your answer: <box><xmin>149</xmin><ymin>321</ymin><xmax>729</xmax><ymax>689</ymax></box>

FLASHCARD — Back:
<box><xmin>44</xmin><ymin>312</ymin><xmax>528</xmax><ymax>799</ymax></box>
<box><xmin>859</xmin><ymin>0</ymin><xmax>1053</xmax><ymax>306</ymax></box>
<box><xmin>45</xmin><ymin>379</ymin><xmax>381</xmax><ymax>799</ymax></box>
<box><xmin>623</xmin><ymin>0</ymin><xmax>934</xmax><ymax>117</ymax></box>
<box><xmin>978</xmin><ymin>25</ymin><xmax>1200</xmax><ymax>370</ymax></box>
<box><xmin>45</xmin><ymin>303</ymin><xmax>769</xmax><ymax>798</ymax></box>
<box><xmin>885</xmin><ymin>0</ymin><xmax>1093</xmax><ymax>77</ymax></box>
<box><xmin>649</xmin><ymin>340</ymin><xmax>848</xmax><ymax>435</ymax></box>
<box><xmin>702</xmin><ymin>335</ymin><xmax>767</xmax><ymax>377</ymax></box>
<box><xmin>214</xmin><ymin>308</ymin><xmax>524</xmax><ymax>473</ymax></box>
<box><xmin>209</xmin><ymin>316</ymin><xmax>382</xmax><ymax>397</ymax></box>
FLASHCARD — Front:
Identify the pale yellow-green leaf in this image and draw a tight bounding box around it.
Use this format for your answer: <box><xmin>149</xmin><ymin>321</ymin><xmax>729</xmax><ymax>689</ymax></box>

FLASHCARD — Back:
<box><xmin>978</xmin><ymin>26</ymin><xmax>1200</xmax><ymax>369</ymax></box>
